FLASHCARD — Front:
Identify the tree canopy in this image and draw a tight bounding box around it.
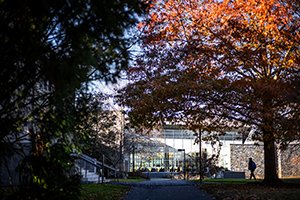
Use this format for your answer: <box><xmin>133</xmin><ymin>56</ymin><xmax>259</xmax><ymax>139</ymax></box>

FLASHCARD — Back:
<box><xmin>0</xmin><ymin>0</ymin><xmax>146</xmax><ymax>199</ymax></box>
<box><xmin>120</xmin><ymin>0</ymin><xmax>300</xmax><ymax>184</ymax></box>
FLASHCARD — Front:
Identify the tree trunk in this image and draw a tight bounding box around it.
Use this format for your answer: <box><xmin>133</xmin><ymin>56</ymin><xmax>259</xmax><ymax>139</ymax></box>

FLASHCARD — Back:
<box><xmin>262</xmin><ymin>131</ymin><xmax>282</xmax><ymax>185</ymax></box>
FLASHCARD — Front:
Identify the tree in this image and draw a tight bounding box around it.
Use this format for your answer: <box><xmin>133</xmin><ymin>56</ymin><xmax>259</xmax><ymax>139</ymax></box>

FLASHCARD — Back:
<box><xmin>73</xmin><ymin>92</ymin><xmax>123</xmax><ymax>170</ymax></box>
<box><xmin>0</xmin><ymin>0</ymin><xmax>146</xmax><ymax>198</ymax></box>
<box><xmin>120</xmin><ymin>0</ymin><xmax>300</xmax><ymax>184</ymax></box>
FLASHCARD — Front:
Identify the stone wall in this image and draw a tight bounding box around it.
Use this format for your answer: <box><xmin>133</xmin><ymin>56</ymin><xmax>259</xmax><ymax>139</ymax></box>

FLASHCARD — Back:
<box><xmin>280</xmin><ymin>145</ymin><xmax>300</xmax><ymax>178</ymax></box>
<box><xmin>230</xmin><ymin>144</ymin><xmax>300</xmax><ymax>179</ymax></box>
<box><xmin>230</xmin><ymin>144</ymin><xmax>264</xmax><ymax>179</ymax></box>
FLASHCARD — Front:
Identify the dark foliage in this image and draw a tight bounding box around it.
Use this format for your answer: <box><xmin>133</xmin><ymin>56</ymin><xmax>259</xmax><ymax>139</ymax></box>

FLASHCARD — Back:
<box><xmin>0</xmin><ymin>0</ymin><xmax>146</xmax><ymax>199</ymax></box>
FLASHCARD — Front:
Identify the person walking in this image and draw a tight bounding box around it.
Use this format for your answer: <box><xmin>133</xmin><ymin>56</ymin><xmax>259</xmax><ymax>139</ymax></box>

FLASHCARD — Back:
<box><xmin>248</xmin><ymin>158</ymin><xmax>256</xmax><ymax>180</ymax></box>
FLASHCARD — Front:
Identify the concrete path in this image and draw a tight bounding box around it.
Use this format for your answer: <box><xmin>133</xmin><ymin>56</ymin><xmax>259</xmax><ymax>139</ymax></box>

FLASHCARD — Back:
<box><xmin>122</xmin><ymin>179</ymin><xmax>213</xmax><ymax>200</ymax></box>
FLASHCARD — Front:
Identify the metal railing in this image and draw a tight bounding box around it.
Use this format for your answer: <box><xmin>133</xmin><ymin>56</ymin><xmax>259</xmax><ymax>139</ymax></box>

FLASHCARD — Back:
<box><xmin>71</xmin><ymin>153</ymin><xmax>118</xmax><ymax>183</ymax></box>
<box><xmin>72</xmin><ymin>153</ymin><xmax>117</xmax><ymax>171</ymax></box>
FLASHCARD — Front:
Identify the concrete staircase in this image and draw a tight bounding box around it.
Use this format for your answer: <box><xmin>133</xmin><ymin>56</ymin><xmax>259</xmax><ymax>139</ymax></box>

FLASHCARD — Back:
<box><xmin>72</xmin><ymin>153</ymin><xmax>117</xmax><ymax>183</ymax></box>
<box><xmin>81</xmin><ymin>170</ymin><xmax>106</xmax><ymax>183</ymax></box>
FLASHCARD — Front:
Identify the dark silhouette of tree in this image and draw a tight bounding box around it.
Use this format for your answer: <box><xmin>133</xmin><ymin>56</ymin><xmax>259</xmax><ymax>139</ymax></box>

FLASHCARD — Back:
<box><xmin>73</xmin><ymin>92</ymin><xmax>122</xmax><ymax>168</ymax></box>
<box><xmin>0</xmin><ymin>0</ymin><xmax>146</xmax><ymax>199</ymax></box>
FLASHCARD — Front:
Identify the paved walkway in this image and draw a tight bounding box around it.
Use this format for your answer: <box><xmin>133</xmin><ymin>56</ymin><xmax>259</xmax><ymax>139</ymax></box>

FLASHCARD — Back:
<box><xmin>121</xmin><ymin>179</ymin><xmax>213</xmax><ymax>200</ymax></box>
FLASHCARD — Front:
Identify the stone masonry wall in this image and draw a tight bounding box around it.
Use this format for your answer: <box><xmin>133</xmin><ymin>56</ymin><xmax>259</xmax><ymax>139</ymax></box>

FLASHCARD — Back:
<box><xmin>280</xmin><ymin>145</ymin><xmax>300</xmax><ymax>178</ymax></box>
<box><xmin>231</xmin><ymin>144</ymin><xmax>300</xmax><ymax>179</ymax></box>
<box><xmin>230</xmin><ymin>144</ymin><xmax>264</xmax><ymax>179</ymax></box>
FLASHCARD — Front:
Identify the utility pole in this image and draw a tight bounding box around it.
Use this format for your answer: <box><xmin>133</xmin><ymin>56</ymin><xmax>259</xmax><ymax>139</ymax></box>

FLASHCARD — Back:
<box><xmin>194</xmin><ymin>129</ymin><xmax>203</xmax><ymax>182</ymax></box>
<box><xmin>132</xmin><ymin>145</ymin><xmax>135</xmax><ymax>172</ymax></box>
<box><xmin>184</xmin><ymin>150</ymin><xmax>186</xmax><ymax>180</ymax></box>
<box><xmin>199</xmin><ymin>129</ymin><xmax>202</xmax><ymax>182</ymax></box>
<box><xmin>119</xmin><ymin>111</ymin><xmax>125</xmax><ymax>175</ymax></box>
<box><xmin>102</xmin><ymin>154</ymin><xmax>105</xmax><ymax>184</ymax></box>
<box><xmin>178</xmin><ymin>149</ymin><xmax>186</xmax><ymax>180</ymax></box>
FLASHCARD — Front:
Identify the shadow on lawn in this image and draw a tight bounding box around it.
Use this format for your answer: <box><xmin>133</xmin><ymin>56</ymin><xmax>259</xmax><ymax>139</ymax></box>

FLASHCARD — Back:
<box><xmin>199</xmin><ymin>179</ymin><xmax>300</xmax><ymax>200</ymax></box>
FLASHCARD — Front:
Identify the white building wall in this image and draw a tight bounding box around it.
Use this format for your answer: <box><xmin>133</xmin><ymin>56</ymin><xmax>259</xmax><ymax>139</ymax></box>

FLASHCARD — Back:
<box><xmin>219</xmin><ymin>140</ymin><xmax>231</xmax><ymax>169</ymax></box>
<box><xmin>153</xmin><ymin>129</ymin><xmax>255</xmax><ymax>170</ymax></box>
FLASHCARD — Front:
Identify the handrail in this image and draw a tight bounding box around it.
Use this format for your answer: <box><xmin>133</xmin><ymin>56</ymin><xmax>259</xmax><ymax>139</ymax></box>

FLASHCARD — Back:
<box><xmin>71</xmin><ymin>153</ymin><xmax>118</xmax><ymax>171</ymax></box>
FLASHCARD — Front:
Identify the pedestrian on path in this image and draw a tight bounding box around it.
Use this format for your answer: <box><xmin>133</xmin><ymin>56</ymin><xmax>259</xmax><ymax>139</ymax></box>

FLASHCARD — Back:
<box><xmin>248</xmin><ymin>157</ymin><xmax>256</xmax><ymax>180</ymax></box>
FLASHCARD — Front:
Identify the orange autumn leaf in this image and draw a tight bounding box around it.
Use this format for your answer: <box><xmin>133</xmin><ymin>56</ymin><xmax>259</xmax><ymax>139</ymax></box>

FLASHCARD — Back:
<box><xmin>120</xmin><ymin>0</ymin><xmax>300</xmax><ymax>185</ymax></box>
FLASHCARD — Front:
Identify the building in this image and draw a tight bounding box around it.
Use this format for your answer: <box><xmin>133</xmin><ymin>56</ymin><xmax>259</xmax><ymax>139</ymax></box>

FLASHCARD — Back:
<box><xmin>124</xmin><ymin>125</ymin><xmax>300</xmax><ymax>178</ymax></box>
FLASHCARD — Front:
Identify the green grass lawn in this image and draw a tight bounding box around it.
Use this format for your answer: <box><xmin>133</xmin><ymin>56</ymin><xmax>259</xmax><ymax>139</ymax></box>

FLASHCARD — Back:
<box><xmin>199</xmin><ymin>178</ymin><xmax>300</xmax><ymax>200</ymax></box>
<box><xmin>80</xmin><ymin>184</ymin><xmax>130</xmax><ymax>200</ymax></box>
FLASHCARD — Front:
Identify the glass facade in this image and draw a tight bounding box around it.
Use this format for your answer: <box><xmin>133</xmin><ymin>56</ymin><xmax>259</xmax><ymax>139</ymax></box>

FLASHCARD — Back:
<box><xmin>127</xmin><ymin>126</ymin><xmax>243</xmax><ymax>172</ymax></box>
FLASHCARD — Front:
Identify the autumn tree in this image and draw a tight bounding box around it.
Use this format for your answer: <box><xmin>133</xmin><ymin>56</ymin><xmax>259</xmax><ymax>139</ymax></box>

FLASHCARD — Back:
<box><xmin>120</xmin><ymin>0</ymin><xmax>300</xmax><ymax>184</ymax></box>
